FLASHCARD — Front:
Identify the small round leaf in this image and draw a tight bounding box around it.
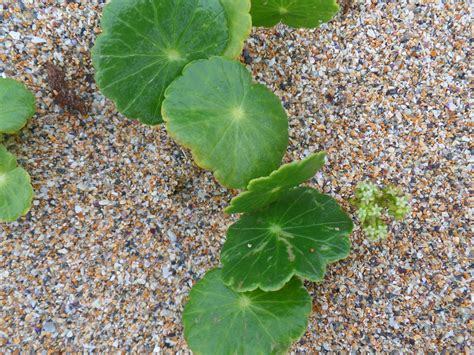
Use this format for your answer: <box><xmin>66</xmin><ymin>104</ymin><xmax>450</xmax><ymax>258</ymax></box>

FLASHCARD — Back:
<box><xmin>221</xmin><ymin>187</ymin><xmax>352</xmax><ymax>292</ymax></box>
<box><xmin>92</xmin><ymin>0</ymin><xmax>229</xmax><ymax>125</ymax></box>
<box><xmin>0</xmin><ymin>78</ymin><xmax>35</xmax><ymax>134</ymax></box>
<box><xmin>251</xmin><ymin>0</ymin><xmax>339</xmax><ymax>28</ymax></box>
<box><xmin>225</xmin><ymin>151</ymin><xmax>326</xmax><ymax>214</ymax></box>
<box><xmin>221</xmin><ymin>0</ymin><xmax>252</xmax><ymax>58</ymax></box>
<box><xmin>162</xmin><ymin>57</ymin><xmax>288</xmax><ymax>189</ymax></box>
<box><xmin>0</xmin><ymin>145</ymin><xmax>34</xmax><ymax>222</ymax></box>
<box><xmin>183</xmin><ymin>268</ymin><xmax>311</xmax><ymax>354</ymax></box>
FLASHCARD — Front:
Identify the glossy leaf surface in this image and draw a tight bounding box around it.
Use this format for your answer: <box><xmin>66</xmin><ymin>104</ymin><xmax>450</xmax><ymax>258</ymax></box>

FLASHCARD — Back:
<box><xmin>251</xmin><ymin>0</ymin><xmax>339</xmax><ymax>28</ymax></box>
<box><xmin>0</xmin><ymin>145</ymin><xmax>33</xmax><ymax>222</ymax></box>
<box><xmin>225</xmin><ymin>151</ymin><xmax>326</xmax><ymax>214</ymax></box>
<box><xmin>222</xmin><ymin>187</ymin><xmax>352</xmax><ymax>291</ymax></box>
<box><xmin>92</xmin><ymin>0</ymin><xmax>229</xmax><ymax>125</ymax></box>
<box><xmin>183</xmin><ymin>268</ymin><xmax>311</xmax><ymax>354</ymax></box>
<box><xmin>222</xmin><ymin>0</ymin><xmax>252</xmax><ymax>58</ymax></box>
<box><xmin>0</xmin><ymin>78</ymin><xmax>35</xmax><ymax>134</ymax></box>
<box><xmin>162</xmin><ymin>57</ymin><xmax>288</xmax><ymax>189</ymax></box>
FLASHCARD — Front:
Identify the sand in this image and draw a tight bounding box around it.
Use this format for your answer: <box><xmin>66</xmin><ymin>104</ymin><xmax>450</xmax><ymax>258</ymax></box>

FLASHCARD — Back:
<box><xmin>0</xmin><ymin>0</ymin><xmax>471</xmax><ymax>352</ymax></box>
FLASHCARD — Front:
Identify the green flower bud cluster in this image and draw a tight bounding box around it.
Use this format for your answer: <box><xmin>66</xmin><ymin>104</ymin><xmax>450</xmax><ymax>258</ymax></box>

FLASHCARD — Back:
<box><xmin>351</xmin><ymin>181</ymin><xmax>410</xmax><ymax>241</ymax></box>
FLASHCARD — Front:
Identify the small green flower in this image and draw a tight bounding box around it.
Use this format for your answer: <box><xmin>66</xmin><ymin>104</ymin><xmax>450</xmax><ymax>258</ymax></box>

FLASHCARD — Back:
<box><xmin>352</xmin><ymin>181</ymin><xmax>410</xmax><ymax>241</ymax></box>
<box><xmin>390</xmin><ymin>195</ymin><xmax>410</xmax><ymax>220</ymax></box>
<box><xmin>366</xmin><ymin>203</ymin><xmax>383</xmax><ymax>219</ymax></box>
<box><xmin>355</xmin><ymin>181</ymin><xmax>380</xmax><ymax>204</ymax></box>
<box><xmin>364</xmin><ymin>223</ymin><xmax>388</xmax><ymax>241</ymax></box>
<box><xmin>356</xmin><ymin>205</ymin><xmax>369</xmax><ymax>221</ymax></box>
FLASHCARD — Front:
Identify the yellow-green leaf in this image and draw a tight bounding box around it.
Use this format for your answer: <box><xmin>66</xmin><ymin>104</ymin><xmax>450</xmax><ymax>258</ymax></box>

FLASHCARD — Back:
<box><xmin>222</xmin><ymin>0</ymin><xmax>252</xmax><ymax>58</ymax></box>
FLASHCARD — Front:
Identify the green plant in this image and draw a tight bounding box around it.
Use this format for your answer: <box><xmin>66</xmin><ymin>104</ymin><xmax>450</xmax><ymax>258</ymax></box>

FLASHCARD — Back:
<box><xmin>250</xmin><ymin>0</ymin><xmax>340</xmax><ymax>28</ymax></box>
<box><xmin>183</xmin><ymin>269</ymin><xmax>311</xmax><ymax>354</ymax></box>
<box><xmin>0</xmin><ymin>146</ymin><xmax>34</xmax><ymax>222</ymax></box>
<box><xmin>221</xmin><ymin>187</ymin><xmax>352</xmax><ymax>292</ymax></box>
<box><xmin>92</xmin><ymin>0</ymin><xmax>251</xmax><ymax>125</ymax></box>
<box><xmin>225</xmin><ymin>152</ymin><xmax>326</xmax><ymax>213</ymax></box>
<box><xmin>0</xmin><ymin>78</ymin><xmax>35</xmax><ymax>134</ymax></box>
<box><xmin>162</xmin><ymin>57</ymin><xmax>288</xmax><ymax>189</ymax></box>
<box><xmin>0</xmin><ymin>78</ymin><xmax>35</xmax><ymax>222</ymax></box>
<box><xmin>92</xmin><ymin>0</ymin><xmax>348</xmax><ymax>352</ymax></box>
<box><xmin>351</xmin><ymin>181</ymin><xmax>410</xmax><ymax>241</ymax></box>
<box><xmin>221</xmin><ymin>0</ymin><xmax>252</xmax><ymax>57</ymax></box>
<box><xmin>183</xmin><ymin>159</ymin><xmax>352</xmax><ymax>353</ymax></box>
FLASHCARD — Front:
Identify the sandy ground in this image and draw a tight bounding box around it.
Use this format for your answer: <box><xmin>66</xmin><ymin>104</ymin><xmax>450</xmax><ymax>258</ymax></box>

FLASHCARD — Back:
<box><xmin>0</xmin><ymin>0</ymin><xmax>471</xmax><ymax>352</ymax></box>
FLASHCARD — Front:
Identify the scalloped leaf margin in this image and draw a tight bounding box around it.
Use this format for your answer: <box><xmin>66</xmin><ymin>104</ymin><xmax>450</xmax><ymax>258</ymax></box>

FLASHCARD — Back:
<box><xmin>0</xmin><ymin>78</ymin><xmax>35</xmax><ymax>134</ymax></box>
<box><xmin>225</xmin><ymin>151</ymin><xmax>326</xmax><ymax>214</ymax></box>
<box><xmin>91</xmin><ymin>0</ymin><xmax>229</xmax><ymax>125</ymax></box>
<box><xmin>162</xmin><ymin>56</ymin><xmax>288</xmax><ymax>189</ymax></box>
<box><xmin>0</xmin><ymin>145</ymin><xmax>34</xmax><ymax>222</ymax></box>
<box><xmin>183</xmin><ymin>268</ymin><xmax>311</xmax><ymax>354</ymax></box>
<box><xmin>250</xmin><ymin>0</ymin><xmax>340</xmax><ymax>28</ymax></box>
<box><xmin>221</xmin><ymin>187</ymin><xmax>353</xmax><ymax>292</ymax></box>
<box><xmin>222</xmin><ymin>0</ymin><xmax>252</xmax><ymax>58</ymax></box>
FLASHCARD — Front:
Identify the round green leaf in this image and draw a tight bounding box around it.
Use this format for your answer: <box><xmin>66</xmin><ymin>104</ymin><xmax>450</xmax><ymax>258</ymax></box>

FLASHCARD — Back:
<box><xmin>0</xmin><ymin>145</ymin><xmax>34</xmax><ymax>222</ymax></box>
<box><xmin>0</xmin><ymin>78</ymin><xmax>35</xmax><ymax>134</ymax></box>
<box><xmin>91</xmin><ymin>0</ymin><xmax>229</xmax><ymax>125</ymax></box>
<box><xmin>250</xmin><ymin>0</ymin><xmax>339</xmax><ymax>28</ymax></box>
<box><xmin>162</xmin><ymin>57</ymin><xmax>288</xmax><ymax>189</ymax></box>
<box><xmin>221</xmin><ymin>0</ymin><xmax>252</xmax><ymax>58</ymax></box>
<box><xmin>221</xmin><ymin>187</ymin><xmax>352</xmax><ymax>292</ymax></box>
<box><xmin>183</xmin><ymin>268</ymin><xmax>311</xmax><ymax>354</ymax></box>
<box><xmin>225</xmin><ymin>151</ymin><xmax>326</xmax><ymax>214</ymax></box>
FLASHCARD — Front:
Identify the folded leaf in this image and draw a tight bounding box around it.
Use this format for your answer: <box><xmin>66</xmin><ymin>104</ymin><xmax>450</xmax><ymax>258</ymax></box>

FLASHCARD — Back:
<box><xmin>251</xmin><ymin>0</ymin><xmax>339</xmax><ymax>28</ymax></box>
<box><xmin>0</xmin><ymin>145</ymin><xmax>34</xmax><ymax>222</ymax></box>
<box><xmin>225</xmin><ymin>151</ymin><xmax>326</xmax><ymax>214</ymax></box>
<box><xmin>92</xmin><ymin>0</ymin><xmax>229</xmax><ymax>125</ymax></box>
<box><xmin>0</xmin><ymin>78</ymin><xmax>35</xmax><ymax>134</ymax></box>
<box><xmin>183</xmin><ymin>268</ymin><xmax>311</xmax><ymax>354</ymax></box>
<box><xmin>222</xmin><ymin>187</ymin><xmax>352</xmax><ymax>292</ymax></box>
<box><xmin>162</xmin><ymin>57</ymin><xmax>288</xmax><ymax>189</ymax></box>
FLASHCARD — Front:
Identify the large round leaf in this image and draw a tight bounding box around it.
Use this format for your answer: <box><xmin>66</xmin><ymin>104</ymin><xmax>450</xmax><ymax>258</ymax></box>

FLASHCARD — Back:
<box><xmin>91</xmin><ymin>0</ymin><xmax>229</xmax><ymax>125</ymax></box>
<box><xmin>221</xmin><ymin>187</ymin><xmax>352</xmax><ymax>292</ymax></box>
<box><xmin>0</xmin><ymin>145</ymin><xmax>33</xmax><ymax>222</ymax></box>
<box><xmin>251</xmin><ymin>0</ymin><xmax>339</xmax><ymax>28</ymax></box>
<box><xmin>162</xmin><ymin>57</ymin><xmax>288</xmax><ymax>189</ymax></box>
<box><xmin>183</xmin><ymin>268</ymin><xmax>311</xmax><ymax>354</ymax></box>
<box><xmin>221</xmin><ymin>0</ymin><xmax>252</xmax><ymax>58</ymax></box>
<box><xmin>0</xmin><ymin>78</ymin><xmax>35</xmax><ymax>134</ymax></box>
<box><xmin>225</xmin><ymin>151</ymin><xmax>326</xmax><ymax>214</ymax></box>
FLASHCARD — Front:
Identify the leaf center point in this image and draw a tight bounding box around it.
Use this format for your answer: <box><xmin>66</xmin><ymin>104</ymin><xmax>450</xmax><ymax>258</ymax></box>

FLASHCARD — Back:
<box><xmin>238</xmin><ymin>295</ymin><xmax>252</xmax><ymax>309</ymax></box>
<box><xmin>269</xmin><ymin>223</ymin><xmax>283</xmax><ymax>235</ymax></box>
<box><xmin>165</xmin><ymin>49</ymin><xmax>183</xmax><ymax>62</ymax></box>
<box><xmin>230</xmin><ymin>106</ymin><xmax>245</xmax><ymax>121</ymax></box>
<box><xmin>278</xmin><ymin>7</ymin><xmax>289</xmax><ymax>15</ymax></box>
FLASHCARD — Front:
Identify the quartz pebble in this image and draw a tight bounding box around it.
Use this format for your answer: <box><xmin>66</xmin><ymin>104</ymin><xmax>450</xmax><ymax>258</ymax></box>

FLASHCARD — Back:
<box><xmin>42</xmin><ymin>321</ymin><xmax>56</xmax><ymax>334</ymax></box>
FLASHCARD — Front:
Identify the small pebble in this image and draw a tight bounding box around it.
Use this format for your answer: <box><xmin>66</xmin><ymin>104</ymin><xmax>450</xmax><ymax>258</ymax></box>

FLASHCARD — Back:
<box><xmin>42</xmin><ymin>321</ymin><xmax>56</xmax><ymax>334</ymax></box>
